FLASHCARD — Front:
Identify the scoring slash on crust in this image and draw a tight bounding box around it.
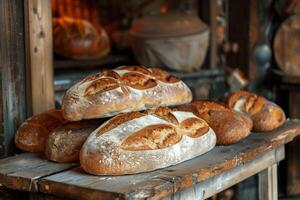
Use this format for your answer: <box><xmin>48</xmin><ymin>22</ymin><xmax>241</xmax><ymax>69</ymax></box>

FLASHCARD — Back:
<box><xmin>80</xmin><ymin>107</ymin><xmax>216</xmax><ymax>175</ymax></box>
<box><xmin>62</xmin><ymin>66</ymin><xmax>192</xmax><ymax>121</ymax></box>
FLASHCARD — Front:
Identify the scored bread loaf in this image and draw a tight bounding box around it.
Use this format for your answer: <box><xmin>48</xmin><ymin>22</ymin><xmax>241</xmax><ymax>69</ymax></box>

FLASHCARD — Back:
<box><xmin>177</xmin><ymin>100</ymin><xmax>253</xmax><ymax>145</ymax></box>
<box><xmin>15</xmin><ymin>109</ymin><xmax>66</xmax><ymax>153</ymax></box>
<box><xmin>226</xmin><ymin>91</ymin><xmax>286</xmax><ymax>132</ymax></box>
<box><xmin>62</xmin><ymin>66</ymin><xmax>192</xmax><ymax>121</ymax></box>
<box><xmin>46</xmin><ymin>119</ymin><xmax>105</xmax><ymax>163</ymax></box>
<box><xmin>80</xmin><ymin>107</ymin><xmax>216</xmax><ymax>175</ymax></box>
<box><xmin>53</xmin><ymin>17</ymin><xmax>110</xmax><ymax>59</ymax></box>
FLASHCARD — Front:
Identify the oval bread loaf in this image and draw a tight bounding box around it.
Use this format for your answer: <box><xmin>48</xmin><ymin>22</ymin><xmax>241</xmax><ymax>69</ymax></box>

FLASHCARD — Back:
<box><xmin>53</xmin><ymin>17</ymin><xmax>110</xmax><ymax>59</ymax></box>
<box><xmin>80</xmin><ymin>107</ymin><xmax>216</xmax><ymax>175</ymax></box>
<box><xmin>62</xmin><ymin>66</ymin><xmax>192</xmax><ymax>121</ymax></box>
<box><xmin>15</xmin><ymin>109</ymin><xmax>66</xmax><ymax>153</ymax></box>
<box><xmin>226</xmin><ymin>91</ymin><xmax>285</xmax><ymax>132</ymax></box>
<box><xmin>177</xmin><ymin>100</ymin><xmax>253</xmax><ymax>145</ymax></box>
<box><xmin>46</xmin><ymin>119</ymin><xmax>105</xmax><ymax>163</ymax></box>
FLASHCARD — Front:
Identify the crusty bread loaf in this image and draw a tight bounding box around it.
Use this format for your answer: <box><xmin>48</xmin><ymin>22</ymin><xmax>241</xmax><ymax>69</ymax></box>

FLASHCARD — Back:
<box><xmin>62</xmin><ymin>66</ymin><xmax>192</xmax><ymax>121</ymax></box>
<box><xmin>177</xmin><ymin>100</ymin><xmax>253</xmax><ymax>145</ymax></box>
<box><xmin>80</xmin><ymin>107</ymin><xmax>216</xmax><ymax>175</ymax></box>
<box><xmin>53</xmin><ymin>17</ymin><xmax>110</xmax><ymax>59</ymax></box>
<box><xmin>46</xmin><ymin>119</ymin><xmax>105</xmax><ymax>163</ymax></box>
<box><xmin>15</xmin><ymin>109</ymin><xmax>66</xmax><ymax>153</ymax></box>
<box><xmin>226</xmin><ymin>91</ymin><xmax>286</xmax><ymax>132</ymax></box>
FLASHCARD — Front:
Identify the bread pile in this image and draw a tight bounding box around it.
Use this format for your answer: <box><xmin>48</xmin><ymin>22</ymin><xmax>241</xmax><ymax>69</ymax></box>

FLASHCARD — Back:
<box><xmin>14</xmin><ymin>66</ymin><xmax>286</xmax><ymax>175</ymax></box>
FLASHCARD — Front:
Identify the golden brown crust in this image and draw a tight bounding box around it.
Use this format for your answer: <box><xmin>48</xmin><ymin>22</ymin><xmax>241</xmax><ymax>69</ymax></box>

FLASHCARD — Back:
<box><xmin>177</xmin><ymin>100</ymin><xmax>252</xmax><ymax>145</ymax></box>
<box><xmin>116</xmin><ymin>66</ymin><xmax>152</xmax><ymax>75</ymax></box>
<box><xmin>226</xmin><ymin>90</ymin><xmax>286</xmax><ymax>132</ymax></box>
<box><xmin>96</xmin><ymin>112</ymin><xmax>145</xmax><ymax>136</ymax></box>
<box><xmin>80</xmin><ymin>107</ymin><xmax>216</xmax><ymax>175</ymax></box>
<box><xmin>150</xmin><ymin>68</ymin><xmax>180</xmax><ymax>83</ymax></box>
<box><xmin>84</xmin><ymin>78</ymin><xmax>119</xmax><ymax>96</ymax></box>
<box><xmin>45</xmin><ymin>119</ymin><xmax>103</xmax><ymax>163</ymax></box>
<box><xmin>15</xmin><ymin>109</ymin><xmax>66</xmax><ymax>153</ymax></box>
<box><xmin>121</xmin><ymin>124</ymin><xmax>181</xmax><ymax>151</ymax></box>
<box><xmin>120</xmin><ymin>72</ymin><xmax>157</xmax><ymax>89</ymax></box>
<box><xmin>180</xmin><ymin>118</ymin><xmax>209</xmax><ymax>138</ymax></box>
<box><xmin>62</xmin><ymin>66</ymin><xmax>192</xmax><ymax>121</ymax></box>
<box><xmin>204</xmin><ymin>110</ymin><xmax>252</xmax><ymax>145</ymax></box>
<box><xmin>144</xmin><ymin>107</ymin><xmax>179</xmax><ymax>125</ymax></box>
<box><xmin>53</xmin><ymin>17</ymin><xmax>110</xmax><ymax>60</ymax></box>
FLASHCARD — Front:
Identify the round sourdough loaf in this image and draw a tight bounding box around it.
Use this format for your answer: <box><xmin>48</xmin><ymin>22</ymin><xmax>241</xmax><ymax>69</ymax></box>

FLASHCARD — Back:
<box><xmin>62</xmin><ymin>66</ymin><xmax>192</xmax><ymax>121</ymax></box>
<box><xmin>80</xmin><ymin>107</ymin><xmax>216</xmax><ymax>175</ymax></box>
<box><xmin>53</xmin><ymin>17</ymin><xmax>110</xmax><ymax>59</ymax></box>
<box><xmin>15</xmin><ymin>109</ymin><xmax>66</xmax><ymax>153</ymax></box>
<box><xmin>177</xmin><ymin>100</ymin><xmax>253</xmax><ymax>145</ymax></box>
<box><xmin>226</xmin><ymin>91</ymin><xmax>285</xmax><ymax>132</ymax></box>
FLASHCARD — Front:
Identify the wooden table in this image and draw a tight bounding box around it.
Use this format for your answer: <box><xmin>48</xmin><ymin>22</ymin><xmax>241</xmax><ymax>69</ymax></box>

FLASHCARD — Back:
<box><xmin>1</xmin><ymin>120</ymin><xmax>300</xmax><ymax>200</ymax></box>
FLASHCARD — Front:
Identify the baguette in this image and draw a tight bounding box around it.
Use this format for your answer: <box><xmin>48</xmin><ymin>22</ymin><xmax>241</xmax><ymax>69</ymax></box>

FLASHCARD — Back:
<box><xmin>62</xmin><ymin>66</ymin><xmax>192</xmax><ymax>121</ymax></box>
<box><xmin>80</xmin><ymin>107</ymin><xmax>216</xmax><ymax>175</ymax></box>
<box><xmin>46</xmin><ymin>119</ymin><xmax>104</xmax><ymax>163</ymax></box>
<box><xmin>177</xmin><ymin>100</ymin><xmax>253</xmax><ymax>145</ymax></box>
<box><xmin>226</xmin><ymin>91</ymin><xmax>285</xmax><ymax>132</ymax></box>
<box><xmin>15</xmin><ymin>109</ymin><xmax>66</xmax><ymax>153</ymax></box>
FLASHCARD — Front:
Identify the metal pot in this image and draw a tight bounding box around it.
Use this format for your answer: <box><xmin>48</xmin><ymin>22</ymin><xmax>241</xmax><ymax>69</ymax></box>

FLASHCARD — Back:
<box><xmin>129</xmin><ymin>12</ymin><xmax>210</xmax><ymax>72</ymax></box>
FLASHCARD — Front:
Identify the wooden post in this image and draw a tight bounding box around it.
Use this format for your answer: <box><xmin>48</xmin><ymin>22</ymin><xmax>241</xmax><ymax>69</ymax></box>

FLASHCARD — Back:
<box><xmin>25</xmin><ymin>0</ymin><xmax>55</xmax><ymax>115</ymax></box>
<box><xmin>0</xmin><ymin>0</ymin><xmax>27</xmax><ymax>156</ymax></box>
<box><xmin>258</xmin><ymin>164</ymin><xmax>278</xmax><ymax>200</ymax></box>
<box><xmin>209</xmin><ymin>0</ymin><xmax>217</xmax><ymax>69</ymax></box>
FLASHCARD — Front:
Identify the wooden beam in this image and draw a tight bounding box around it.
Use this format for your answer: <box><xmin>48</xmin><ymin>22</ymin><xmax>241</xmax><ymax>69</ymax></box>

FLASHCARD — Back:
<box><xmin>209</xmin><ymin>0</ymin><xmax>218</xmax><ymax>69</ymax></box>
<box><xmin>25</xmin><ymin>0</ymin><xmax>55</xmax><ymax>115</ymax></box>
<box><xmin>0</xmin><ymin>0</ymin><xmax>27</xmax><ymax>156</ymax></box>
<box><xmin>259</xmin><ymin>164</ymin><xmax>278</xmax><ymax>200</ymax></box>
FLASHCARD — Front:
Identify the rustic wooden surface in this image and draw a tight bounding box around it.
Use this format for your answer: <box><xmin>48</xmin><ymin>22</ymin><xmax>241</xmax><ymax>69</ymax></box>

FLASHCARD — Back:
<box><xmin>0</xmin><ymin>0</ymin><xmax>27</xmax><ymax>156</ymax></box>
<box><xmin>25</xmin><ymin>0</ymin><xmax>55</xmax><ymax>115</ymax></box>
<box><xmin>37</xmin><ymin>120</ymin><xmax>300</xmax><ymax>200</ymax></box>
<box><xmin>274</xmin><ymin>14</ymin><xmax>300</xmax><ymax>77</ymax></box>
<box><xmin>165</xmin><ymin>147</ymin><xmax>284</xmax><ymax>200</ymax></box>
<box><xmin>0</xmin><ymin>153</ymin><xmax>77</xmax><ymax>192</ymax></box>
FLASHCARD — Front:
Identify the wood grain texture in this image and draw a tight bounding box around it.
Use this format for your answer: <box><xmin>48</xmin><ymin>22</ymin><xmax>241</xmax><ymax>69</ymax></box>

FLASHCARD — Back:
<box><xmin>37</xmin><ymin>120</ymin><xmax>300</xmax><ymax>200</ymax></box>
<box><xmin>259</xmin><ymin>164</ymin><xmax>278</xmax><ymax>200</ymax></box>
<box><xmin>25</xmin><ymin>0</ymin><xmax>55</xmax><ymax>115</ymax></box>
<box><xmin>209</xmin><ymin>0</ymin><xmax>217</xmax><ymax>69</ymax></box>
<box><xmin>0</xmin><ymin>153</ymin><xmax>77</xmax><ymax>192</ymax></box>
<box><xmin>165</xmin><ymin>147</ymin><xmax>283</xmax><ymax>200</ymax></box>
<box><xmin>0</xmin><ymin>0</ymin><xmax>27</xmax><ymax>156</ymax></box>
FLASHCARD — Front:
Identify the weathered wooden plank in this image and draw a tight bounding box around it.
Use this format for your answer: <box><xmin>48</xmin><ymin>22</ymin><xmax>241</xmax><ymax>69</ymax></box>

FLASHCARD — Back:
<box><xmin>259</xmin><ymin>164</ymin><xmax>278</xmax><ymax>200</ymax></box>
<box><xmin>24</xmin><ymin>0</ymin><xmax>55</xmax><ymax>115</ymax></box>
<box><xmin>152</xmin><ymin>119</ymin><xmax>300</xmax><ymax>194</ymax></box>
<box><xmin>0</xmin><ymin>0</ymin><xmax>27</xmax><ymax>156</ymax></box>
<box><xmin>164</xmin><ymin>147</ymin><xmax>284</xmax><ymax>200</ymax></box>
<box><xmin>39</xmin><ymin>167</ymin><xmax>173</xmax><ymax>200</ymax></box>
<box><xmin>38</xmin><ymin>120</ymin><xmax>300</xmax><ymax>200</ymax></box>
<box><xmin>0</xmin><ymin>153</ymin><xmax>77</xmax><ymax>192</ymax></box>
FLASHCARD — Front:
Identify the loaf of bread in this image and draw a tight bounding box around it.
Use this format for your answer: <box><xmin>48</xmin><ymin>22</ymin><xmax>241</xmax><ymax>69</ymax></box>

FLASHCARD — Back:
<box><xmin>62</xmin><ymin>66</ymin><xmax>192</xmax><ymax>121</ymax></box>
<box><xmin>177</xmin><ymin>100</ymin><xmax>253</xmax><ymax>145</ymax></box>
<box><xmin>80</xmin><ymin>107</ymin><xmax>216</xmax><ymax>175</ymax></box>
<box><xmin>15</xmin><ymin>109</ymin><xmax>66</xmax><ymax>153</ymax></box>
<box><xmin>46</xmin><ymin>119</ymin><xmax>104</xmax><ymax>163</ymax></box>
<box><xmin>53</xmin><ymin>17</ymin><xmax>110</xmax><ymax>59</ymax></box>
<box><xmin>226</xmin><ymin>91</ymin><xmax>286</xmax><ymax>132</ymax></box>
